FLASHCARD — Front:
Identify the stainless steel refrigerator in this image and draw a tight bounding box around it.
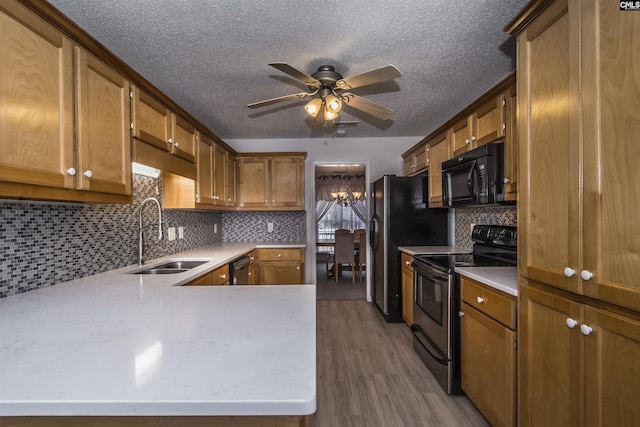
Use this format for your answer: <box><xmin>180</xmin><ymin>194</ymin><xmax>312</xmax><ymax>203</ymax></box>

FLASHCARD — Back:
<box><xmin>370</xmin><ymin>175</ymin><xmax>449</xmax><ymax>322</ymax></box>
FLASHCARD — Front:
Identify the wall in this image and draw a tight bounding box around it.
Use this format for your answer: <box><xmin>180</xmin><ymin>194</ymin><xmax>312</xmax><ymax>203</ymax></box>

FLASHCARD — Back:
<box><xmin>0</xmin><ymin>173</ymin><xmax>310</xmax><ymax>298</ymax></box>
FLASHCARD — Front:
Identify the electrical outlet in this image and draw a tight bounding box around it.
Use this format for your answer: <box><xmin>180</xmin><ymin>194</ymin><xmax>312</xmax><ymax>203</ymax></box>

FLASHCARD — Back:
<box><xmin>267</xmin><ymin>222</ymin><xmax>274</xmax><ymax>233</ymax></box>
<box><xmin>167</xmin><ymin>227</ymin><xmax>176</xmax><ymax>241</ymax></box>
<box><xmin>214</xmin><ymin>224</ymin><xmax>217</xmax><ymax>234</ymax></box>
<box><xmin>470</xmin><ymin>223</ymin><xmax>476</xmax><ymax>234</ymax></box>
<box><xmin>178</xmin><ymin>226</ymin><xmax>184</xmax><ymax>239</ymax></box>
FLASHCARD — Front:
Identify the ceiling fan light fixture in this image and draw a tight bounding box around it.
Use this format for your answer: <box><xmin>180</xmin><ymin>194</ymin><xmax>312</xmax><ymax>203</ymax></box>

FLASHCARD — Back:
<box><xmin>304</xmin><ymin>98</ymin><xmax>322</xmax><ymax>117</ymax></box>
<box><xmin>324</xmin><ymin>94</ymin><xmax>342</xmax><ymax>113</ymax></box>
<box><xmin>324</xmin><ymin>109</ymin><xmax>339</xmax><ymax>121</ymax></box>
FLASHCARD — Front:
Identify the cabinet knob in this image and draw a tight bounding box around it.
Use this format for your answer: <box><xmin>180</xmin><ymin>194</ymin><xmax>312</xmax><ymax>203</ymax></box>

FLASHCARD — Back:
<box><xmin>580</xmin><ymin>270</ymin><xmax>594</xmax><ymax>281</ymax></box>
<box><xmin>564</xmin><ymin>267</ymin><xmax>576</xmax><ymax>277</ymax></box>
<box><xmin>405</xmin><ymin>261</ymin><xmax>411</xmax><ymax>265</ymax></box>
<box><xmin>272</xmin><ymin>199</ymin><xmax>275</xmax><ymax>203</ymax></box>
<box><xmin>580</xmin><ymin>324</ymin><xmax>593</xmax><ymax>336</ymax></box>
<box><xmin>296</xmin><ymin>266</ymin><xmax>300</xmax><ymax>270</ymax></box>
<box><xmin>565</xmin><ymin>318</ymin><xmax>578</xmax><ymax>329</ymax></box>
<box><xmin>195</xmin><ymin>193</ymin><xmax>199</xmax><ymax>201</ymax></box>
<box><xmin>67</xmin><ymin>167</ymin><xmax>77</xmax><ymax>176</ymax></box>
<box><xmin>174</xmin><ymin>141</ymin><xmax>179</xmax><ymax>148</ymax></box>
<box><xmin>168</xmin><ymin>138</ymin><xmax>173</xmax><ymax>145</ymax></box>
<box><xmin>83</xmin><ymin>170</ymin><xmax>93</xmax><ymax>178</ymax></box>
<box><xmin>476</xmin><ymin>296</ymin><xmax>484</xmax><ymax>304</ymax></box>
<box><xmin>471</xmin><ymin>135</ymin><xmax>477</xmax><ymax>142</ymax></box>
<box><xmin>459</xmin><ymin>311</ymin><xmax>465</xmax><ymax>317</ymax></box>
<box><xmin>248</xmin><ymin>272</ymin><xmax>252</xmax><ymax>276</ymax></box>
<box><xmin>465</xmin><ymin>139</ymin><xmax>470</xmax><ymax>145</ymax></box>
<box><xmin>277</xmin><ymin>253</ymin><xmax>282</xmax><ymax>258</ymax></box>
<box><xmin>503</xmin><ymin>177</ymin><xmax>511</xmax><ymax>184</ymax></box>
<box><xmin>220</xmin><ymin>274</ymin><xmax>226</xmax><ymax>279</ymax></box>
<box><xmin>250</xmin><ymin>256</ymin><xmax>254</xmax><ymax>261</ymax></box>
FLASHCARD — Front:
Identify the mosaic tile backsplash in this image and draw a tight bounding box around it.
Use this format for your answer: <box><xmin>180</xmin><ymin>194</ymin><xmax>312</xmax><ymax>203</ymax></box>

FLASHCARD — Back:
<box><xmin>222</xmin><ymin>211</ymin><xmax>307</xmax><ymax>242</ymax></box>
<box><xmin>453</xmin><ymin>206</ymin><xmax>517</xmax><ymax>249</ymax></box>
<box><xmin>0</xmin><ymin>175</ymin><xmax>221</xmax><ymax>298</ymax></box>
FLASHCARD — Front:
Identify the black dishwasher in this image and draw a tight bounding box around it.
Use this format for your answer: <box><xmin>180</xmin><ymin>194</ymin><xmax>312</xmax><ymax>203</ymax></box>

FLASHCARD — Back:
<box><xmin>229</xmin><ymin>255</ymin><xmax>250</xmax><ymax>285</ymax></box>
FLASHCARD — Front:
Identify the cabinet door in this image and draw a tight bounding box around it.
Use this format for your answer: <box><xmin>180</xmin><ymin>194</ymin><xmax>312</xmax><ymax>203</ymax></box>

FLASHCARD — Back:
<box><xmin>226</xmin><ymin>153</ymin><xmax>237</xmax><ymax>206</ymax></box>
<box><xmin>583</xmin><ymin>305</ymin><xmax>640</xmax><ymax>427</ymax></box>
<box><xmin>517</xmin><ymin>0</ymin><xmax>582</xmax><ymax>293</ymax></box>
<box><xmin>581</xmin><ymin>0</ymin><xmax>640</xmax><ymax>311</ymax></box>
<box><xmin>131</xmin><ymin>86</ymin><xmax>171</xmax><ymax>151</ymax></box>
<box><xmin>427</xmin><ymin>131</ymin><xmax>450</xmax><ymax>207</ymax></box>
<box><xmin>401</xmin><ymin>266</ymin><xmax>413</xmax><ymax>325</ymax></box>
<box><xmin>474</xmin><ymin>94</ymin><xmax>505</xmax><ymax>147</ymax></box>
<box><xmin>451</xmin><ymin>115</ymin><xmax>473</xmax><ymax>155</ymax></box>
<box><xmin>518</xmin><ymin>283</ymin><xmax>583</xmax><ymax>427</ymax></box>
<box><xmin>196</xmin><ymin>134</ymin><xmax>214</xmax><ymax>205</ymax></box>
<box><xmin>259</xmin><ymin>262</ymin><xmax>303</xmax><ymax>285</ymax></box>
<box><xmin>238</xmin><ymin>157</ymin><xmax>269</xmax><ymax>208</ymax></box>
<box><xmin>171</xmin><ymin>114</ymin><xmax>196</xmax><ymax>163</ymax></box>
<box><xmin>248</xmin><ymin>262</ymin><xmax>257</xmax><ymax>285</ymax></box>
<box><xmin>271</xmin><ymin>157</ymin><xmax>304</xmax><ymax>208</ymax></box>
<box><xmin>0</xmin><ymin>3</ymin><xmax>74</xmax><ymax>189</ymax></box>
<box><xmin>75</xmin><ymin>47</ymin><xmax>131</xmax><ymax>195</ymax></box>
<box><xmin>503</xmin><ymin>85</ymin><xmax>517</xmax><ymax>201</ymax></box>
<box><xmin>402</xmin><ymin>153</ymin><xmax>415</xmax><ymax>176</ymax></box>
<box><xmin>213</xmin><ymin>143</ymin><xmax>227</xmax><ymax>205</ymax></box>
<box><xmin>461</xmin><ymin>302</ymin><xmax>515</xmax><ymax>427</ymax></box>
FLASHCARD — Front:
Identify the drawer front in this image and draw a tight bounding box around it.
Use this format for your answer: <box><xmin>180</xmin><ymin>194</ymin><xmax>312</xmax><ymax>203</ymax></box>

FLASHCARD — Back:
<box><xmin>461</xmin><ymin>277</ymin><xmax>516</xmax><ymax>329</ymax></box>
<box><xmin>259</xmin><ymin>248</ymin><xmax>302</xmax><ymax>261</ymax></box>
<box><xmin>185</xmin><ymin>272</ymin><xmax>213</xmax><ymax>286</ymax></box>
<box><xmin>213</xmin><ymin>264</ymin><xmax>229</xmax><ymax>285</ymax></box>
<box><xmin>401</xmin><ymin>252</ymin><xmax>414</xmax><ymax>272</ymax></box>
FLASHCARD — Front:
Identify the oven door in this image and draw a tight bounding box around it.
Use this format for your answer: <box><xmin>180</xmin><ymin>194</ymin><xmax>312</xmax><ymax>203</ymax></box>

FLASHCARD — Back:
<box><xmin>412</xmin><ymin>259</ymin><xmax>453</xmax><ymax>358</ymax></box>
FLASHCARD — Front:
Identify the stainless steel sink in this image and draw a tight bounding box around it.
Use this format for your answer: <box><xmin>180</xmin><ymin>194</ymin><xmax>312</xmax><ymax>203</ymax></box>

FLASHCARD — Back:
<box><xmin>135</xmin><ymin>268</ymin><xmax>188</xmax><ymax>275</ymax></box>
<box><xmin>129</xmin><ymin>259</ymin><xmax>211</xmax><ymax>275</ymax></box>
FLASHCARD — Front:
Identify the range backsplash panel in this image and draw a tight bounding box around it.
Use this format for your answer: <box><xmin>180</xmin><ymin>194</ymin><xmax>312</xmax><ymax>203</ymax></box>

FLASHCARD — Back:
<box><xmin>222</xmin><ymin>211</ymin><xmax>306</xmax><ymax>242</ymax></box>
<box><xmin>0</xmin><ymin>175</ymin><xmax>221</xmax><ymax>298</ymax></box>
<box><xmin>454</xmin><ymin>206</ymin><xmax>517</xmax><ymax>249</ymax></box>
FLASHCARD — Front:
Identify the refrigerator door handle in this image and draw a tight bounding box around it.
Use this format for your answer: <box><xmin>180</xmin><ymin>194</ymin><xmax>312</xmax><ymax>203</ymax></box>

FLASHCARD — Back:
<box><xmin>370</xmin><ymin>217</ymin><xmax>377</xmax><ymax>250</ymax></box>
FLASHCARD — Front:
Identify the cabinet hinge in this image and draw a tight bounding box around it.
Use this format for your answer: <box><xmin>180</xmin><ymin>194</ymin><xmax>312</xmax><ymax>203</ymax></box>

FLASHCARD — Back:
<box><xmin>502</xmin><ymin>123</ymin><xmax>506</xmax><ymax>131</ymax></box>
<box><xmin>502</xmin><ymin>99</ymin><xmax>506</xmax><ymax>107</ymax></box>
<box><xmin>514</xmin><ymin>340</ymin><xmax>517</xmax><ymax>350</ymax></box>
<box><xmin>129</xmin><ymin>90</ymin><xmax>134</xmax><ymax>100</ymax></box>
<box><xmin>130</xmin><ymin>122</ymin><xmax>134</xmax><ymax>131</ymax></box>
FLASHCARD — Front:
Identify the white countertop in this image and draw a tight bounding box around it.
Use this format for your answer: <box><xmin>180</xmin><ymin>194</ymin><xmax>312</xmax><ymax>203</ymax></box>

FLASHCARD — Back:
<box><xmin>455</xmin><ymin>266</ymin><xmax>518</xmax><ymax>296</ymax></box>
<box><xmin>398</xmin><ymin>246</ymin><xmax>471</xmax><ymax>256</ymax></box>
<box><xmin>0</xmin><ymin>243</ymin><xmax>316</xmax><ymax>417</ymax></box>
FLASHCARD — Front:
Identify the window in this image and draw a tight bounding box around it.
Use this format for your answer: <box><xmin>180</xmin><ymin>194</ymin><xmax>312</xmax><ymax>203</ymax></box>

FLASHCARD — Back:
<box><xmin>317</xmin><ymin>203</ymin><xmax>365</xmax><ymax>246</ymax></box>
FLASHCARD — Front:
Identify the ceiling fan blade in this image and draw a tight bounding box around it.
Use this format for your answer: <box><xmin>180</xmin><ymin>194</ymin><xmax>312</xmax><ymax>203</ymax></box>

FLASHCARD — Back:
<box><xmin>335</xmin><ymin>65</ymin><xmax>402</xmax><ymax>91</ymax></box>
<box><xmin>247</xmin><ymin>91</ymin><xmax>314</xmax><ymax>109</ymax></box>
<box><xmin>340</xmin><ymin>93</ymin><xmax>394</xmax><ymax>121</ymax></box>
<box><xmin>269</xmin><ymin>63</ymin><xmax>321</xmax><ymax>88</ymax></box>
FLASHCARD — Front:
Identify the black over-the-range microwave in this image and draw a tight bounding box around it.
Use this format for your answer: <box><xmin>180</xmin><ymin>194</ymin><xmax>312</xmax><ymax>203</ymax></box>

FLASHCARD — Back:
<box><xmin>441</xmin><ymin>142</ymin><xmax>513</xmax><ymax>207</ymax></box>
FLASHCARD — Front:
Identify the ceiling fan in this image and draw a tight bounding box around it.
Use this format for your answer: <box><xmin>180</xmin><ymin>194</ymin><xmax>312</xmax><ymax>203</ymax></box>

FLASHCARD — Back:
<box><xmin>247</xmin><ymin>63</ymin><xmax>402</xmax><ymax>121</ymax></box>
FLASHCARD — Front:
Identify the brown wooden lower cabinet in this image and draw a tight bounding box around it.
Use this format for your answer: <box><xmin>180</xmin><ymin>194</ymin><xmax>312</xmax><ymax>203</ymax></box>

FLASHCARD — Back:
<box><xmin>519</xmin><ymin>282</ymin><xmax>640</xmax><ymax>427</ymax></box>
<box><xmin>460</xmin><ymin>276</ymin><xmax>516</xmax><ymax>427</ymax></box>
<box><xmin>400</xmin><ymin>252</ymin><xmax>414</xmax><ymax>325</ymax></box>
<box><xmin>184</xmin><ymin>264</ymin><xmax>229</xmax><ymax>286</ymax></box>
<box><xmin>0</xmin><ymin>415</ymin><xmax>306</xmax><ymax>427</ymax></box>
<box><xmin>257</xmin><ymin>249</ymin><xmax>305</xmax><ymax>285</ymax></box>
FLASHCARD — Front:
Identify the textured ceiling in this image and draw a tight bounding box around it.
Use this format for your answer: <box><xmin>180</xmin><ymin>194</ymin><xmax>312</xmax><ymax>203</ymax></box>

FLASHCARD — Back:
<box><xmin>48</xmin><ymin>0</ymin><xmax>528</xmax><ymax>141</ymax></box>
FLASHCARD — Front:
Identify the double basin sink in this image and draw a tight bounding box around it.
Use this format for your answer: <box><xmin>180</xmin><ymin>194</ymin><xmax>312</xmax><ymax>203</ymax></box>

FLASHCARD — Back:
<box><xmin>130</xmin><ymin>260</ymin><xmax>210</xmax><ymax>275</ymax></box>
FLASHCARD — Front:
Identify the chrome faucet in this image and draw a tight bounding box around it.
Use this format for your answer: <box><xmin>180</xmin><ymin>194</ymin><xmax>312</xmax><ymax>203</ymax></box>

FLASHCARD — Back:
<box><xmin>138</xmin><ymin>197</ymin><xmax>163</xmax><ymax>265</ymax></box>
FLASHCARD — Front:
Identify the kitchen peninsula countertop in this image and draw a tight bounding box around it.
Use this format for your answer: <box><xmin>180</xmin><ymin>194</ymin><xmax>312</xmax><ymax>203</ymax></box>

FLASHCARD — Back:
<box><xmin>0</xmin><ymin>243</ymin><xmax>315</xmax><ymax>417</ymax></box>
<box><xmin>455</xmin><ymin>266</ymin><xmax>518</xmax><ymax>296</ymax></box>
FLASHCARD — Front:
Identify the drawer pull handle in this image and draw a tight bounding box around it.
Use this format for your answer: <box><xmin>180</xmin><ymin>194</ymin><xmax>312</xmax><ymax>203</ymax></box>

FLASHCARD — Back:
<box><xmin>565</xmin><ymin>318</ymin><xmax>578</xmax><ymax>329</ymax></box>
<box><xmin>476</xmin><ymin>296</ymin><xmax>484</xmax><ymax>304</ymax></box>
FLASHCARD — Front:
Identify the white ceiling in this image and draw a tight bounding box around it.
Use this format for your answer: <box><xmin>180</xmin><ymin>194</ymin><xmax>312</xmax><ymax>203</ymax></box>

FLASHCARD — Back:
<box><xmin>48</xmin><ymin>0</ymin><xmax>528</xmax><ymax>141</ymax></box>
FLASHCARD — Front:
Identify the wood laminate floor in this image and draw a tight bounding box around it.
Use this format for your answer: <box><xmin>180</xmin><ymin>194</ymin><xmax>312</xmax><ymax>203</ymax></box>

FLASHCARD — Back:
<box><xmin>309</xmin><ymin>300</ymin><xmax>488</xmax><ymax>427</ymax></box>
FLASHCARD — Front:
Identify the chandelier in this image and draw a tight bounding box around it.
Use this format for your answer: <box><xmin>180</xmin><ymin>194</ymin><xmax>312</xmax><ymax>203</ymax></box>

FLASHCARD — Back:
<box><xmin>331</xmin><ymin>187</ymin><xmax>362</xmax><ymax>207</ymax></box>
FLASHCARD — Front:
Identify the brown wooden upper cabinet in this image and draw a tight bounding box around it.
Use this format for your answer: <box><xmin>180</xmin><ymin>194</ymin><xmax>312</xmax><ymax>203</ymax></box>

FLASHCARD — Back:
<box><xmin>0</xmin><ymin>2</ymin><xmax>131</xmax><ymax>203</ymax></box>
<box><xmin>196</xmin><ymin>132</ymin><xmax>233</xmax><ymax>208</ymax></box>
<box><xmin>451</xmin><ymin>93</ymin><xmax>506</xmax><ymax>156</ymax></box>
<box><xmin>130</xmin><ymin>85</ymin><xmax>197</xmax><ymax>179</ymax></box>
<box><xmin>426</xmin><ymin>130</ymin><xmax>450</xmax><ymax>208</ymax></box>
<box><xmin>402</xmin><ymin>144</ymin><xmax>428</xmax><ymax>176</ymax></box>
<box><xmin>237</xmin><ymin>154</ymin><xmax>305</xmax><ymax>210</ymax></box>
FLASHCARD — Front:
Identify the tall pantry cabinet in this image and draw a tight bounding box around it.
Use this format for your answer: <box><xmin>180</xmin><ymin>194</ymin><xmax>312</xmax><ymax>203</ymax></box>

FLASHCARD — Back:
<box><xmin>506</xmin><ymin>0</ymin><xmax>640</xmax><ymax>425</ymax></box>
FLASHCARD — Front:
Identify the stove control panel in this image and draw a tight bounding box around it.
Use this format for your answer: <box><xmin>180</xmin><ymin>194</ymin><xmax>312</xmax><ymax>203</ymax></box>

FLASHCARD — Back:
<box><xmin>472</xmin><ymin>225</ymin><xmax>517</xmax><ymax>248</ymax></box>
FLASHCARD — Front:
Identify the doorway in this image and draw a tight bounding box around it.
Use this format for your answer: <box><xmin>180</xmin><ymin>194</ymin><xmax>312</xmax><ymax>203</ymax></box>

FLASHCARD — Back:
<box><xmin>314</xmin><ymin>163</ymin><xmax>367</xmax><ymax>300</ymax></box>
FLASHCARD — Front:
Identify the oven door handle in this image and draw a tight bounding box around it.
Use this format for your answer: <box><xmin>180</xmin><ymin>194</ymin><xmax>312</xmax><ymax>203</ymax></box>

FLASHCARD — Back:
<box><xmin>410</xmin><ymin>324</ymin><xmax>449</xmax><ymax>365</ymax></box>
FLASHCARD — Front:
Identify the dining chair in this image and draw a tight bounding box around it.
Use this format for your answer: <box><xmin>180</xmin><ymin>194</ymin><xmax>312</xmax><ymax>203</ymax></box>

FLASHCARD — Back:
<box><xmin>354</xmin><ymin>229</ymin><xmax>366</xmax><ymax>282</ymax></box>
<box><xmin>333</xmin><ymin>231</ymin><xmax>355</xmax><ymax>283</ymax></box>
